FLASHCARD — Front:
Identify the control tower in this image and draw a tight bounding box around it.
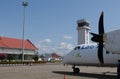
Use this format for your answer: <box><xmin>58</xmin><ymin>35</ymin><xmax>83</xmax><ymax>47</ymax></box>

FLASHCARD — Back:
<box><xmin>77</xmin><ymin>19</ymin><xmax>90</xmax><ymax>45</ymax></box>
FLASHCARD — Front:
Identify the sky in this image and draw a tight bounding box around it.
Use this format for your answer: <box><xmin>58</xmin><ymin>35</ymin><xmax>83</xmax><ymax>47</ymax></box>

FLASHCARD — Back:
<box><xmin>0</xmin><ymin>0</ymin><xmax>120</xmax><ymax>56</ymax></box>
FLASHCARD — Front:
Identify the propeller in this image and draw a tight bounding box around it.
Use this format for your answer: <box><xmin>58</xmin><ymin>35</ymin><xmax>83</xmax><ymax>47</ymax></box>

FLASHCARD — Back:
<box><xmin>90</xmin><ymin>12</ymin><xmax>104</xmax><ymax>64</ymax></box>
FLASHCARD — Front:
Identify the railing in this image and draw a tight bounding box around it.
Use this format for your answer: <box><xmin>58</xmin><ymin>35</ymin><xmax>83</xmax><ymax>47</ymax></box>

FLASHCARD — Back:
<box><xmin>0</xmin><ymin>61</ymin><xmax>46</xmax><ymax>66</ymax></box>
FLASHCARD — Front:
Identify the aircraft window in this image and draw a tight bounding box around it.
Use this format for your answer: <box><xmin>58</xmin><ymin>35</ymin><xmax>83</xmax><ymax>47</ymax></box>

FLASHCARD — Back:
<box><xmin>77</xmin><ymin>46</ymin><xmax>80</xmax><ymax>49</ymax></box>
<box><xmin>74</xmin><ymin>46</ymin><xmax>80</xmax><ymax>50</ymax></box>
<box><xmin>106</xmin><ymin>51</ymin><xmax>110</xmax><ymax>54</ymax></box>
<box><xmin>74</xmin><ymin>47</ymin><xmax>77</xmax><ymax>50</ymax></box>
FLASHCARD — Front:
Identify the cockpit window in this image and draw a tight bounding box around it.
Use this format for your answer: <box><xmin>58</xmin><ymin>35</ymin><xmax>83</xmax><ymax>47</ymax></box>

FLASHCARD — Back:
<box><xmin>77</xmin><ymin>46</ymin><xmax>80</xmax><ymax>49</ymax></box>
<box><xmin>74</xmin><ymin>46</ymin><xmax>80</xmax><ymax>50</ymax></box>
<box><xmin>74</xmin><ymin>47</ymin><xmax>76</xmax><ymax>50</ymax></box>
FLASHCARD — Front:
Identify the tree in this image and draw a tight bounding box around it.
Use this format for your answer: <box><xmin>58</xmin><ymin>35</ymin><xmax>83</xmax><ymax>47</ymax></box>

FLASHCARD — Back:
<box><xmin>39</xmin><ymin>55</ymin><xmax>44</xmax><ymax>61</ymax></box>
<box><xmin>7</xmin><ymin>54</ymin><xmax>14</xmax><ymax>62</ymax></box>
<box><xmin>33</xmin><ymin>55</ymin><xmax>39</xmax><ymax>62</ymax></box>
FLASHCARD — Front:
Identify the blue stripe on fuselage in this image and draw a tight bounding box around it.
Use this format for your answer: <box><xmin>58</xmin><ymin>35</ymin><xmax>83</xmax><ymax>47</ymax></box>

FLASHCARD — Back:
<box><xmin>81</xmin><ymin>45</ymin><xmax>98</xmax><ymax>50</ymax></box>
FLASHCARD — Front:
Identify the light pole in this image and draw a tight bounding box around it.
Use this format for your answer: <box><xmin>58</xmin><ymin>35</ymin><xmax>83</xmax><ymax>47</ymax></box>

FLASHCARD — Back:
<box><xmin>22</xmin><ymin>2</ymin><xmax>28</xmax><ymax>62</ymax></box>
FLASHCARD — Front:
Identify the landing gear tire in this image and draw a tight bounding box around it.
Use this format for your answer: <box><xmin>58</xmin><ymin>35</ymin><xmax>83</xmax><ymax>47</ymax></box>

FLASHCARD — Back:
<box><xmin>72</xmin><ymin>65</ymin><xmax>80</xmax><ymax>73</ymax></box>
<box><xmin>73</xmin><ymin>68</ymin><xmax>80</xmax><ymax>73</ymax></box>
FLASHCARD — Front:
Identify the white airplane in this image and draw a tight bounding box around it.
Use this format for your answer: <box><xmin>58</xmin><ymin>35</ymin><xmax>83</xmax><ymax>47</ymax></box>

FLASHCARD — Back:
<box><xmin>63</xmin><ymin>12</ymin><xmax>120</xmax><ymax>73</ymax></box>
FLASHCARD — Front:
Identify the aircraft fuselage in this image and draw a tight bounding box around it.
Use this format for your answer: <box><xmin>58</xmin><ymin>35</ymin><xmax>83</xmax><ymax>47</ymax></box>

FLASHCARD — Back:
<box><xmin>63</xmin><ymin>43</ymin><xmax>120</xmax><ymax>66</ymax></box>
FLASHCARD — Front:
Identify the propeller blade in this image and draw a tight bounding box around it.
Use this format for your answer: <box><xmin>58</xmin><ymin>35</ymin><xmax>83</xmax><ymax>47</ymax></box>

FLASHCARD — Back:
<box><xmin>90</xmin><ymin>32</ymin><xmax>98</xmax><ymax>36</ymax></box>
<box><xmin>98</xmin><ymin>12</ymin><xmax>104</xmax><ymax>64</ymax></box>
<box><xmin>90</xmin><ymin>12</ymin><xmax>105</xmax><ymax>64</ymax></box>
<box><xmin>98</xmin><ymin>43</ymin><xmax>104</xmax><ymax>64</ymax></box>
<box><xmin>90</xmin><ymin>33</ymin><xmax>100</xmax><ymax>42</ymax></box>
<box><xmin>99</xmin><ymin>12</ymin><xmax>104</xmax><ymax>35</ymax></box>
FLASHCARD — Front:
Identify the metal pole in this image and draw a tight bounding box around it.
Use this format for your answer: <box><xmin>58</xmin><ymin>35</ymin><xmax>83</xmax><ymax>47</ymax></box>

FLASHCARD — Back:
<box><xmin>22</xmin><ymin>2</ymin><xmax>28</xmax><ymax>62</ymax></box>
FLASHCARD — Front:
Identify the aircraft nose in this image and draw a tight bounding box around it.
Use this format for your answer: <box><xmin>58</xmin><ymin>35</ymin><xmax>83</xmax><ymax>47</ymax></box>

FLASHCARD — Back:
<box><xmin>63</xmin><ymin>56</ymin><xmax>67</xmax><ymax>64</ymax></box>
<box><xmin>62</xmin><ymin>54</ymin><xmax>70</xmax><ymax>64</ymax></box>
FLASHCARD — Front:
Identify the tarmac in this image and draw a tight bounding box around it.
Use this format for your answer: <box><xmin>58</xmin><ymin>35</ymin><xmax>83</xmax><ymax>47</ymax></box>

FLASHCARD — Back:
<box><xmin>0</xmin><ymin>63</ymin><xmax>117</xmax><ymax>79</ymax></box>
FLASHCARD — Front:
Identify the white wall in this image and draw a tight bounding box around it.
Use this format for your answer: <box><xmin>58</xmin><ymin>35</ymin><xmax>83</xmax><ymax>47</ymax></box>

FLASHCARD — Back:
<box><xmin>0</xmin><ymin>48</ymin><xmax>36</xmax><ymax>55</ymax></box>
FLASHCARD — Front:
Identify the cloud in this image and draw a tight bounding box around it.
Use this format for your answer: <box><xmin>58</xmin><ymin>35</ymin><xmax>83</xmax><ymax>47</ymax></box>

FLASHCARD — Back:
<box><xmin>36</xmin><ymin>39</ymin><xmax>74</xmax><ymax>56</ymax></box>
<box><xmin>44</xmin><ymin>38</ymin><xmax>52</xmax><ymax>43</ymax></box>
<box><xmin>60</xmin><ymin>42</ymin><xmax>66</xmax><ymax>47</ymax></box>
<box><xmin>36</xmin><ymin>38</ymin><xmax>52</xmax><ymax>53</ymax></box>
<box><xmin>63</xmin><ymin>35</ymin><xmax>72</xmax><ymax>39</ymax></box>
<box><xmin>39</xmin><ymin>38</ymin><xmax>52</xmax><ymax>44</ymax></box>
<box><xmin>59</xmin><ymin>42</ymin><xmax>74</xmax><ymax>50</ymax></box>
<box><xmin>57</xmin><ymin>42</ymin><xmax>74</xmax><ymax>55</ymax></box>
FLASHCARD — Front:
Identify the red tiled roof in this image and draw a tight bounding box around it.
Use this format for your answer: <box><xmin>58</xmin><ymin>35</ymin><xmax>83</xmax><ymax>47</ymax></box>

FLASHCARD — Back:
<box><xmin>0</xmin><ymin>36</ymin><xmax>38</xmax><ymax>50</ymax></box>
<box><xmin>51</xmin><ymin>53</ymin><xmax>61</xmax><ymax>58</ymax></box>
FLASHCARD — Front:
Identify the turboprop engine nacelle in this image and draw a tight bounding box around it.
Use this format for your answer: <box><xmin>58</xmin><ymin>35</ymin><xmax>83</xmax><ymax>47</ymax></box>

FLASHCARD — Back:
<box><xmin>104</xmin><ymin>29</ymin><xmax>120</xmax><ymax>54</ymax></box>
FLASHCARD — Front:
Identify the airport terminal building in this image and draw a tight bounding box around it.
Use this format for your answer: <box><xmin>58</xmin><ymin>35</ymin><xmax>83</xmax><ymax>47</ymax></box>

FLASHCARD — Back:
<box><xmin>0</xmin><ymin>36</ymin><xmax>38</xmax><ymax>60</ymax></box>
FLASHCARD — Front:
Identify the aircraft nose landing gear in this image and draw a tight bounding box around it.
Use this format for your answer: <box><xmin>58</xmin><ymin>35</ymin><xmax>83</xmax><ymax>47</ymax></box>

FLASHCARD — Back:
<box><xmin>72</xmin><ymin>65</ymin><xmax>80</xmax><ymax>73</ymax></box>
